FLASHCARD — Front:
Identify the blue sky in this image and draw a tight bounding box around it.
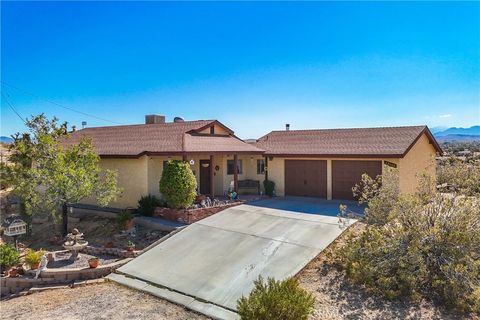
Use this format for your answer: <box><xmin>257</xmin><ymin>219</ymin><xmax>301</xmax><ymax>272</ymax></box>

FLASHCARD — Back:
<box><xmin>1</xmin><ymin>1</ymin><xmax>479</xmax><ymax>138</ymax></box>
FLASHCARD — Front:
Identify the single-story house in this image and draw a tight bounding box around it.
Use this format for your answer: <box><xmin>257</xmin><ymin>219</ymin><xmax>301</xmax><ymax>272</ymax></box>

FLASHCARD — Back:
<box><xmin>64</xmin><ymin>115</ymin><xmax>442</xmax><ymax>208</ymax></box>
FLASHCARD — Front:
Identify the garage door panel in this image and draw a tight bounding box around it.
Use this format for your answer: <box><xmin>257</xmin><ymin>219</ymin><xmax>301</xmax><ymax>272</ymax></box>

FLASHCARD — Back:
<box><xmin>285</xmin><ymin>160</ymin><xmax>327</xmax><ymax>198</ymax></box>
<box><xmin>332</xmin><ymin>160</ymin><xmax>382</xmax><ymax>200</ymax></box>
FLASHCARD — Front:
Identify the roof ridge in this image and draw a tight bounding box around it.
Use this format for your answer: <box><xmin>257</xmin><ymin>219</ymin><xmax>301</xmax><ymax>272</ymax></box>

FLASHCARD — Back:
<box><xmin>267</xmin><ymin>125</ymin><xmax>427</xmax><ymax>134</ymax></box>
<box><xmin>76</xmin><ymin>119</ymin><xmax>216</xmax><ymax>131</ymax></box>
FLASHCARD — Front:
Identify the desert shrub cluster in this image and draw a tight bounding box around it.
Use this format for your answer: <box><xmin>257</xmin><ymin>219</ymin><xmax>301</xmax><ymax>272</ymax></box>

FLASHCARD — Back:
<box><xmin>237</xmin><ymin>276</ymin><xmax>315</xmax><ymax>320</ymax></box>
<box><xmin>338</xmin><ymin>169</ymin><xmax>480</xmax><ymax>313</ymax></box>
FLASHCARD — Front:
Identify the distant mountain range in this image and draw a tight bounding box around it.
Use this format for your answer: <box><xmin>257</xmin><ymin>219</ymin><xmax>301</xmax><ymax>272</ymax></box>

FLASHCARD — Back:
<box><xmin>432</xmin><ymin>126</ymin><xmax>480</xmax><ymax>143</ymax></box>
<box><xmin>0</xmin><ymin>136</ymin><xmax>13</xmax><ymax>144</ymax></box>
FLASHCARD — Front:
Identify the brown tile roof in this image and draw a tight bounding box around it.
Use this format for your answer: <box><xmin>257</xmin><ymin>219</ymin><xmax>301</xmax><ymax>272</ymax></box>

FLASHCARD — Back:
<box><xmin>62</xmin><ymin>120</ymin><xmax>263</xmax><ymax>157</ymax></box>
<box><xmin>256</xmin><ymin>126</ymin><xmax>442</xmax><ymax>157</ymax></box>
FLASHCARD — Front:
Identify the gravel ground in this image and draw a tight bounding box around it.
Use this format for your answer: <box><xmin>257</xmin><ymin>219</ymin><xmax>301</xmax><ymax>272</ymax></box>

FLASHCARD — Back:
<box><xmin>297</xmin><ymin>223</ymin><xmax>477</xmax><ymax>320</ymax></box>
<box><xmin>0</xmin><ymin>282</ymin><xmax>209</xmax><ymax>320</ymax></box>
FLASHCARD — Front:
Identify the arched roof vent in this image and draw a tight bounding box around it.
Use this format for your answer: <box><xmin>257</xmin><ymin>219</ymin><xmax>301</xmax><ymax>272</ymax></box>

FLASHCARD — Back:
<box><xmin>173</xmin><ymin>116</ymin><xmax>185</xmax><ymax>123</ymax></box>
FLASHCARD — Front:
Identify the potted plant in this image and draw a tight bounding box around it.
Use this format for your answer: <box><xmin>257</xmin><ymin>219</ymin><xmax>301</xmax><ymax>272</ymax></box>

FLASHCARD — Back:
<box><xmin>88</xmin><ymin>256</ymin><xmax>99</xmax><ymax>268</ymax></box>
<box><xmin>8</xmin><ymin>267</ymin><xmax>17</xmax><ymax>278</ymax></box>
<box><xmin>25</xmin><ymin>249</ymin><xmax>45</xmax><ymax>270</ymax></box>
<box><xmin>0</xmin><ymin>244</ymin><xmax>19</xmax><ymax>275</ymax></box>
<box><xmin>126</xmin><ymin>240</ymin><xmax>135</xmax><ymax>252</ymax></box>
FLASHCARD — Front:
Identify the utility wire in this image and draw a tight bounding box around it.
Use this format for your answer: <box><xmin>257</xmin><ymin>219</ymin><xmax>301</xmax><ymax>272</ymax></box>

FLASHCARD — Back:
<box><xmin>1</xmin><ymin>91</ymin><xmax>26</xmax><ymax>124</ymax></box>
<box><xmin>0</xmin><ymin>81</ymin><xmax>123</xmax><ymax>125</ymax></box>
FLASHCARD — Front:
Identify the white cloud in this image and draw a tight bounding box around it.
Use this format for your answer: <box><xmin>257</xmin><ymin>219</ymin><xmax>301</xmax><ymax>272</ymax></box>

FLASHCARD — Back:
<box><xmin>439</xmin><ymin>114</ymin><xmax>452</xmax><ymax>118</ymax></box>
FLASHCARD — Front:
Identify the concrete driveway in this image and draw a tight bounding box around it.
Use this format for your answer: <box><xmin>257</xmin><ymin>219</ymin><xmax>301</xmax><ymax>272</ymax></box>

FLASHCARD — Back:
<box><xmin>249</xmin><ymin>196</ymin><xmax>365</xmax><ymax>216</ymax></box>
<box><xmin>109</xmin><ymin>203</ymin><xmax>355</xmax><ymax>319</ymax></box>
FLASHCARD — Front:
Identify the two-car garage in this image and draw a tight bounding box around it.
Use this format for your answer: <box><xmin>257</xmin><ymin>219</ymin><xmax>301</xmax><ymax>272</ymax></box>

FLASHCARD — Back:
<box><xmin>284</xmin><ymin>159</ymin><xmax>382</xmax><ymax>200</ymax></box>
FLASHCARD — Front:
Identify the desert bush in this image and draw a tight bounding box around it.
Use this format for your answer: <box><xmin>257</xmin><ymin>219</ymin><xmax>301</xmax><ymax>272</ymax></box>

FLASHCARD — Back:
<box><xmin>263</xmin><ymin>180</ymin><xmax>275</xmax><ymax>197</ymax></box>
<box><xmin>137</xmin><ymin>194</ymin><xmax>161</xmax><ymax>216</ymax></box>
<box><xmin>437</xmin><ymin>157</ymin><xmax>480</xmax><ymax>196</ymax></box>
<box><xmin>0</xmin><ymin>244</ymin><xmax>19</xmax><ymax>271</ymax></box>
<box><xmin>159</xmin><ymin>160</ymin><xmax>197</xmax><ymax>209</ymax></box>
<box><xmin>25</xmin><ymin>249</ymin><xmax>45</xmax><ymax>267</ymax></box>
<box><xmin>352</xmin><ymin>166</ymin><xmax>400</xmax><ymax>225</ymax></box>
<box><xmin>237</xmin><ymin>276</ymin><xmax>315</xmax><ymax>320</ymax></box>
<box><xmin>337</xmin><ymin>194</ymin><xmax>480</xmax><ymax>313</ymax></box>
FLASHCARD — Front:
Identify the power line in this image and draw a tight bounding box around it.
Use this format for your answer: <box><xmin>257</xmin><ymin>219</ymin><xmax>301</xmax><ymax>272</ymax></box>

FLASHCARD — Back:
<box><xmin>0</xmin><ymin>81</ymin><xmax>123</xmax><ymax>125</ymax></box>
<box><xmin>1</xmin><ymin>91</ymin><xmax>26</xmax><ymax>124</ymax></box>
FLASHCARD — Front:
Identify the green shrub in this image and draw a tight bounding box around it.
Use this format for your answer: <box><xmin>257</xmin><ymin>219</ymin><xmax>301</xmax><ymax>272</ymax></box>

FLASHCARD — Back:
<box><xmin>137</xmin><ymin>194</ymin><xmax>161</xmax><ymax>216</ymax></box>
<box><xmin>263</xmin><ymin>180</ymin><xmax>275</xmax><ymax>197</ymax></box>
<box><xmin>25</xmin><ymin>249</ymin><xmax>45</xmax><ymax>267</ymax></box>
<box><xmin>237</xmin><ymin>276</ymin><xmax>315</xmax><ymax>320</ymax></box>
<box><xmin>337</xmin><ymin>195</ymin><xmax>480</xmax><ymax>313</ymax></box>
<box><xmin>159</xmin><ymin>160</ymin><xmax>197</xmax><ymax>209</ymax></box>
<box><xmin>117</xmin><ymin>209</ymin><xmax>133</xmax><ymax>229</ymax></box>
<box><xmin>0</xmin><ymin>244</ymin><xmax>19</xmax><ymax>271</ymax></box>
<box><xmin>437</xmin><ymin>157</ymin><xmax>480</xmax><ymax>196</ymax></box>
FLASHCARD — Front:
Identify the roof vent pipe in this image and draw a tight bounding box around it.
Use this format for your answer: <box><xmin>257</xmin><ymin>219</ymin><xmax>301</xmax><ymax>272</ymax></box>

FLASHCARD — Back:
<box><xmin>286</xmin><ymin>123</ymin><xmax>290</xmax><ymax>131</ymax></box>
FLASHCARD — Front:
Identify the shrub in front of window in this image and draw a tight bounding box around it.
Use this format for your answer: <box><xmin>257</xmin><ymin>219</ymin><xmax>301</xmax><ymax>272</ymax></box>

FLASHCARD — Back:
<box><xmin>237</xmin><ymin>276</ymin><xmax>315</xmax><ymax>320</ymax></box>
<box><xmin>159</xmin><ymin>160</ymin><xmax>197</xmax><ymax>209</ymax></box>
<box><xmin>263</xmin><ymin>179</ymin><xmax>275</xmax><ymax>197</ymax></box>
<box><xmin>137</xmin><ymin>194</ymin><xmax>161</xmax><ymax>216</ymax></box>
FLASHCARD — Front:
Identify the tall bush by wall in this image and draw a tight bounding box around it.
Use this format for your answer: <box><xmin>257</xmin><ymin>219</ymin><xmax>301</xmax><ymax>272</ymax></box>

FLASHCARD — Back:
<box><xmin>159</xmin><ymin>160</ymin><xmax>197</xmax><ymax>209</ymax></box>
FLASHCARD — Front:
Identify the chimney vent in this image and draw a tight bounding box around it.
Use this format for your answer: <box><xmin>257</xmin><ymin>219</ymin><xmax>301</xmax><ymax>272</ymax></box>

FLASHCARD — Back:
<box><xmin>145</xmin><ymin>115</ymin><xmax>165</xmax><ymax>124</ymax></box>
<box><xmin>286</xmin><ymin>123</ymin><xmax>290</xmax><ymax>131</ymax></box>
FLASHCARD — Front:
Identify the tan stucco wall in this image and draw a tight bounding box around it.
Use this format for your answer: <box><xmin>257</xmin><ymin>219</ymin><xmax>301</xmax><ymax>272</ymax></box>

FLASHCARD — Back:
<box><xmin>398</xmin><ymin>133</ymin><xmax>437</xmax><ymax>193</ymax></box>
<box><xmin>92</xmin><ymin>157</ymin><xmax>149</xmax><ymax>208</ymax></box>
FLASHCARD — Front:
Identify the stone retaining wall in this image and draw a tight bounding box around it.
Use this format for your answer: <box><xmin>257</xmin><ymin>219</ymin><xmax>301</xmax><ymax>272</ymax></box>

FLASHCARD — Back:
<box><xmin>0</xmin><ymin>245</ymin><xmax>143</xmax><ymax>297</ymax></box>
<box><xmin>153</xmin><ymin>202</ymin><xmax>242</xmax><ymax>224</ymax></box>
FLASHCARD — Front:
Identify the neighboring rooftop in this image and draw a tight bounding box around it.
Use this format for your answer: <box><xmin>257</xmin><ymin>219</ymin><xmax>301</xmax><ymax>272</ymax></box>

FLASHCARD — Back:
<box><xmin>63</xmin><ymin>116</ymin><xmax>263</xmax><ymax>157</ymax></box>
<box><xmin>256</xmin><ymin>125</ymin><xmax>442</xmax><ymax>157</ymax></box>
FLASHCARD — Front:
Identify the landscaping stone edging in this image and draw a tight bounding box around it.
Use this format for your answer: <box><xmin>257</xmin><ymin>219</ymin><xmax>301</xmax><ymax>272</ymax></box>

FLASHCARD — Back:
<box><xmin>153</xmin><ymin>201</ymin><xmax>243</xmax><ymax>224</ymax></box>
<box><xmin>0</xmin><ymin>245</ymin><xmax>143</xmax><ymax>297</ymax></box>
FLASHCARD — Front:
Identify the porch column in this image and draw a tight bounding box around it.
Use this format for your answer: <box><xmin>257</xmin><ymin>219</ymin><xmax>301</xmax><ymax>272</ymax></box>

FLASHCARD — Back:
<box><xmin>210</xmin><ymin>155</ymin><xmax>215</xmax><ymax>196</ymax></box>
<box><xmin>233</xmin><ymin>154</ymin><xmax>238</xmax><ymax>192</ymax></box>
<box><xmin>264</xmin><ymin>156</ymin><xmax>269</xmax><ymax>181</ymax></box>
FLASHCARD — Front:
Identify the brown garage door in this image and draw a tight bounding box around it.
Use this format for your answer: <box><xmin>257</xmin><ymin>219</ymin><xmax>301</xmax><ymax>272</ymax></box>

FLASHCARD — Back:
<box><xmin>285</xmin><ymin>160</ymin><xmax>327</xmax><ymax>198</ymax></box>
<box><xmin>332</xmin><ymin>160</ymin><xmax>382</xmax><ymax>200</ymax></box>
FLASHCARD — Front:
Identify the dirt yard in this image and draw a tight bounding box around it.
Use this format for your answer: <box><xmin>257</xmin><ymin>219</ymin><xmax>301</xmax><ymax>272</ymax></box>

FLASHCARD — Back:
<box><xmin>0</xmin><ymin>282</ymin><xmax>208</xmax><ymax>320</ymax></box>
<box><xmin>297</xmin><ymin>223</ymin><xmax>477</xmax><ymax>320</ymax></box>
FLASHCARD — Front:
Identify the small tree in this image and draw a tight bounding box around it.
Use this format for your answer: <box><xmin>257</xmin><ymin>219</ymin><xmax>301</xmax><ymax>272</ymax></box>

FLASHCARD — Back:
<box><xmin>237</xmin><ymin>276</ymin><xmax>315</xmax><ymax>320</ymax></box>
<box><xmin>159</xmin><ymin>160</ymin><xmax>196</xmax><ymax>209</ymax></box>
<box><xmin>6</xmin><ymin>114</ymin><xmax>122</xmax><ymax>236</ymax></box>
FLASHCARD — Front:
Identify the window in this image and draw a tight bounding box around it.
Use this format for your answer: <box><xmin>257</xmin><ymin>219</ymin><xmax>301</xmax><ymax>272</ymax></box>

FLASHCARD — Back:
<box><xmin>227</xmin><ymin>159</ymin><xmax>242</xmax><ymax>175</ymax></box>
<box><xmin>257</xmin><ymin>159</ymin><xmax>265</xmax><ymax>174</ymax></box>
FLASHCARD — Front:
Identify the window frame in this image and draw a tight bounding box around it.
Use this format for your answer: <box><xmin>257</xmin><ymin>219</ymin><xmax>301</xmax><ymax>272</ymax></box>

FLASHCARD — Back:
<box><xmin>256</xmin><ymin>159</ymin><xmax>265</xmax><ymax>175</ymax></box>
<box><xmin>227</xmin><ymin>159</ymin><xmax>243</xmax><ymax>175</ymax></box>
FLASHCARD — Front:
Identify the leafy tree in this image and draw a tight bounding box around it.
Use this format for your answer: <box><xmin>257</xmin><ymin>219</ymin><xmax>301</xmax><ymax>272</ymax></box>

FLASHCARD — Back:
<box><xmin>5</xmin><ymin>114</ymin><xmax>122</xmax><ymax>235</ymax></box>
<box><xmin>159</xmin><ymin>160</ymin><xmax>196</xmax><ymax>209</ymax></box>
<box><xmin>237</xmin><ymin>276</ymin><xmax>315</xmax><ymax>320</ymax></box>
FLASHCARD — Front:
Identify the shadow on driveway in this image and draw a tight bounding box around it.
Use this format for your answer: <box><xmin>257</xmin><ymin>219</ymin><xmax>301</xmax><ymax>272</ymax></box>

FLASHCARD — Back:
<box><xmin>248</xmin><ymin>196</ymin><xmax>365</xmax><ymax>217</ymax></box>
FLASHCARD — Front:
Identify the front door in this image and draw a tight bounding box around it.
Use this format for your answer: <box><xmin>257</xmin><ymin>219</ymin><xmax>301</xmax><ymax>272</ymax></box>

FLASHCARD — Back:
<box><xmin>199</xmin><ymin>160</ymin><xmax>211</xmax><ymax>195</ymax></box>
